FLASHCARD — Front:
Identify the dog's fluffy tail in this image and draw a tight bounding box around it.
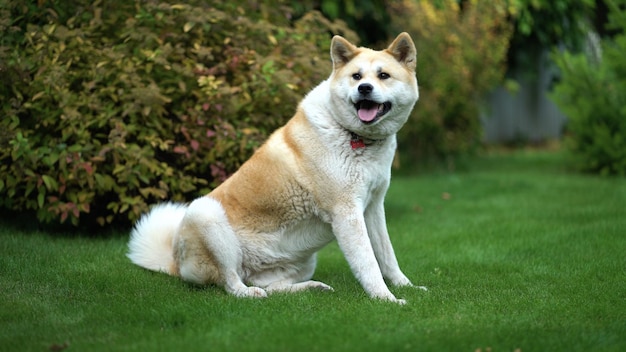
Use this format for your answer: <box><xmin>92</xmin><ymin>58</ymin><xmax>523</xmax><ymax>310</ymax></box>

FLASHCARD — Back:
<box><xmin>127</xmin><ymin>202</ymin><xmax>188</xmax><ymax>275</ymax></box>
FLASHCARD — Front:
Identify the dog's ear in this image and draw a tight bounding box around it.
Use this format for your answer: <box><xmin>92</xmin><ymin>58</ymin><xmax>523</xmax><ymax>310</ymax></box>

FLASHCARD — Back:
<box><xmin>386</xmin><ymin>32</ymin><xmax>417</xmax><ymax>71</ymax></box>
<box><xmin>331</xmin><ymin>35</ymin><xmax>359</xmax><ymax>70</ymax></box>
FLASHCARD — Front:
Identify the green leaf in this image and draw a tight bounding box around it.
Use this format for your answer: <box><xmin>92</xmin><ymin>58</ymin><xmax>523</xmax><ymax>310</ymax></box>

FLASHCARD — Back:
<box><xmin>25</xmin><ymin>182</ymin><xmax>36</xmax><ymax>197</ymax></box>
<box><xmin>37</xmin><ymin>191</ymin><xmax>45</xmax><ymax>208</ymax></box>
<box><xmin>113</xmin><ymin>165</ymin><xmax>126</xmax><ymax>175</ymax></box>
<box><xmin>41</xmin><ymin>175</ymin><xmax>58</xmax><ymax>191</ymax></box>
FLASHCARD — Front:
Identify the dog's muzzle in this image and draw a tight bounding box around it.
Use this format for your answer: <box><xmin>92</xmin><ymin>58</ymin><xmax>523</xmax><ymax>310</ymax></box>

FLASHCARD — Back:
<box><xmin>354</xmin><ymin>100</ymin><xmax>392</xmax><ymax>124</ymax></box>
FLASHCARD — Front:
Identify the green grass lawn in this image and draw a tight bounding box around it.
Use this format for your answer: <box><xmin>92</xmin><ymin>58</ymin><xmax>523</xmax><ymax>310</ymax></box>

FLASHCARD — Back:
<box><xmin>1</xmin><ymin>150</ymin><xmax>625</xmax><ymax>351</ymax></box>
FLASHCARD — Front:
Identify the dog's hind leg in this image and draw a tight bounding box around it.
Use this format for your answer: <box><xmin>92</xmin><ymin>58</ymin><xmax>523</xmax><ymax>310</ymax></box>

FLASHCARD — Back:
<box><xmin>253</xmin><ymin>255</ymin><xmax>334</xmax><ymax>294</ymax></box>
<box><xmin>178</xmin><ymin>197</ymin><xmax>267</xmax><ymax>298</ymax></box>
<box><xmin>266</xmin><ymin>280</ymin><xmax>334</xmax><ymax>293</ymax></box>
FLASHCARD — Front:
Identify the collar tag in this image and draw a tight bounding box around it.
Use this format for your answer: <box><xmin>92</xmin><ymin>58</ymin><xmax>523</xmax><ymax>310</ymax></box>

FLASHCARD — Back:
<box><xmin>350</xmin><ymin>133</ymin><xmax>366</xmax><ymax>149</ymax></box>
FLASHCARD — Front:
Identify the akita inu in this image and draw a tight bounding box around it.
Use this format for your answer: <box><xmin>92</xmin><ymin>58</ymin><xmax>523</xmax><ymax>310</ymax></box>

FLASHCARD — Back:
<box><xmin>128</xmin><ymin>32</ymin><xmax>424</xmax><ymax>304</ymax></box>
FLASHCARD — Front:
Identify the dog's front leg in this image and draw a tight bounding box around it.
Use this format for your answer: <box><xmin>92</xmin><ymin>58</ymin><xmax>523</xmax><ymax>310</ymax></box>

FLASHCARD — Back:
<box><xmin>364</xmin><ymin>200</ymin><xmax>412</xmax><ymax>286</ymax></box>
<box><xmin>365</xmin><ymin>199</ymin><xmax>427</xmax><ymax>291</ymax></box>
<box><xmin>332</xmin><ymin>206</ymin><xmax>405</xmax><ymax>304</ymax></box>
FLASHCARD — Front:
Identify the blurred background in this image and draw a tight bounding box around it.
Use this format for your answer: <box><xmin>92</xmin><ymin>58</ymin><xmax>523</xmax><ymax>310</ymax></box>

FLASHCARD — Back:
<box><xmin>1</xmin><ymin>0</ymin><xmax>624</xmax><ymax>227</ymax></box>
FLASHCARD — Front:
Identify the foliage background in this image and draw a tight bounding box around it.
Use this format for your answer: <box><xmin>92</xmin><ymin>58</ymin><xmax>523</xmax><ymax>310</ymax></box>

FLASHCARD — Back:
<box><xmin>0</xmin><ymin>0</ymin><xmax>615</xmax><ymax>227</ymax></box>
<box><xmin>550</xmin><ymin>0</ymin><xmax>626</xmax><ymax>175</ymax></box>
<box><xmin>386</xmin><ymin>0</ymin><xmax>513</xmax><ymax>165</ymax></box>
<box><xmin>506</xmin><ymin>0</ymin><xmax>595</xmax><ymax>71</ymax></box>
<box><xmin>0</xmin><ymin>0</ymin><xmax>355</xmax><ymax>226</ymax></box>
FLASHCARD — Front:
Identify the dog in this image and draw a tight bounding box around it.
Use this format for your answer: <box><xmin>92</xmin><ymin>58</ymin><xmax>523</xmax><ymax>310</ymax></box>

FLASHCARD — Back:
<box><xmin>127</xmin><ymin>32</ymin><xmax>424</xmax><ymax>304</ymax></box>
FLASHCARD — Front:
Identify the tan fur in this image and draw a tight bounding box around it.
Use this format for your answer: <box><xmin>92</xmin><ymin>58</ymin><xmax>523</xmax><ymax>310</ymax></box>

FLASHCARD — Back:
<box><xmin>128</xmin><ymin>33</ymin><xmax>425</xmax><ymax>303</ymax></box>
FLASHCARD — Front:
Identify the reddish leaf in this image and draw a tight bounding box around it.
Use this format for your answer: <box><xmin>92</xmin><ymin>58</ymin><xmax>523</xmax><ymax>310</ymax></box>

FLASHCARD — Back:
<box><xmin>173</xmin><ymin>146</ymin><xmax>188</xmax><ymax>154</ymax></box>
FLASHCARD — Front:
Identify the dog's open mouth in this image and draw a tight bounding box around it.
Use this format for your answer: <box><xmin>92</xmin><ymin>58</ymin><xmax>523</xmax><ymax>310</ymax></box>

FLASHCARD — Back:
<box><xmin>354</xmin><ymin>100</ymin><xmax>392</xmax><ymax>124</ymax></box>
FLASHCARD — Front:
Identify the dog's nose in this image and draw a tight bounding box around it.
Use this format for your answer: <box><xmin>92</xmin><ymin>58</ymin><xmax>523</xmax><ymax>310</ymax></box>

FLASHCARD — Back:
<box><xmin>358</xmin><ymin>83</ymin><xmax>373</xmax><ymax>95</ymax></box>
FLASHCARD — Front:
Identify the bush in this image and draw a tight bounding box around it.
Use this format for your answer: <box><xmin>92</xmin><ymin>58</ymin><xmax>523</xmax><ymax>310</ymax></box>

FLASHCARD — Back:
<box><xmin>385</xmin><ymin>0</ymin><xmax>513</xmax><ymax>167</ymax></box>
<box><xmin>0</xmin><ymin>0</ymin><xmax>355</xmax><ymax>226</ymax></box>
<box><xmin>550</xmin><ymin>0</ymin><xmax>626</xmax><ymax>176</ymax></box>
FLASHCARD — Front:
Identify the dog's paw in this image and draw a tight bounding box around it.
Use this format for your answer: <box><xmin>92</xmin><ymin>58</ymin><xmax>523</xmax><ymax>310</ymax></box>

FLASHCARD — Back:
<box><xmin>388</xmin><ymin>274</ymin><xmax>416</xmax><ymax>287</ymax></box>
<box><xmin>406</xmin><ymin>282</ymin><xmax>428</xmax><ymax>291</ymax></box>
<box><xmin>380</xmin><ymin>296</ymin><xmax>407</xmax><ymax>305</ymax></box>
<box><xmin>234</xmin><ymin>286</ymin><xmax>268</xmax><ymax>298</ymax></box>
<box><xmin>371</xmin><ymin>291</ymin><xmax>407</xmax><ymax>305</ymax></box>
<box><xmin>395</xmin><ymin>298</ymin><xmax>407</xmax><ymax>305</ymax></box>
<box><xmin>389</xmin><ymin>276</ymin><xmax>428</xmax><ymax>292</ymax></box>
<box><xmin>308</xmin><ymin>281</ymin><xmax>334</xmax><ymax>292</ymax></box>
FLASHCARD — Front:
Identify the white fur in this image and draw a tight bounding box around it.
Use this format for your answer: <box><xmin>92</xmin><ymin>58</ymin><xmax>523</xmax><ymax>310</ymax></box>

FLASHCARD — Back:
<box><xmin>127</xmin><ymin>33</ymin><xmax>426</xmax><ymax>304</ymax></box>
<box><xmin>127</xmin><ymin>202</ymin><xmax>187</xmax><ymax>274</ymax></box>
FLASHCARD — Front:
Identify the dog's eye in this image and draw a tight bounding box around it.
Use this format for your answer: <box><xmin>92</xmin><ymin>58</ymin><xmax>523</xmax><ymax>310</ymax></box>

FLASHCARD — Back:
<box><xmin>378</xmin><ymin>72</ymin><xmax>390</xmax><ymax>80</ymax></box>
<box><xmin>352</xmin><ymin>73</ymin><xmax>362</xmax><ymax>80</ymax></box>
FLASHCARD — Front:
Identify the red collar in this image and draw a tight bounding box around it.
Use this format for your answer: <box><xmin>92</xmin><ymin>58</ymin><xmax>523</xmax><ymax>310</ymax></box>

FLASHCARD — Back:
<box><xmin>350</xmin><ymin>134</ymin><xmax>366</xmax><ymax>149</ymax></box>
<box><xmin>349</xmin><ymin>132</ymin><xmax>382</xmax><ymax>150</ymax></box>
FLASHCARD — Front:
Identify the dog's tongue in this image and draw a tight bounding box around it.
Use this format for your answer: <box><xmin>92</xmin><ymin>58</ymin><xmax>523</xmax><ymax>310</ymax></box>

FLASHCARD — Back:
<box><xmin>358</xmin><ymin>105</ymin><xmax>379</xmax><ymax>122</ymax></box>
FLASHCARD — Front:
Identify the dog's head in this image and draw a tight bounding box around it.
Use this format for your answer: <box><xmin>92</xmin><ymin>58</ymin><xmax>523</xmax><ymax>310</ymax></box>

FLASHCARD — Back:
<box><xmin>328</xmin><ymin>33</ymin><xmax>419</xmax><ymax>140</ymax></box>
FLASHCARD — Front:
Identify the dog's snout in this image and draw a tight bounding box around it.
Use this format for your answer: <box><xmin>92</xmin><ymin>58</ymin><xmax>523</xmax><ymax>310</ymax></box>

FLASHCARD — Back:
<box><xmin>358</xmin><ymin>83</ymin><xmax>373</xmax><ymax>95</ymax></box>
